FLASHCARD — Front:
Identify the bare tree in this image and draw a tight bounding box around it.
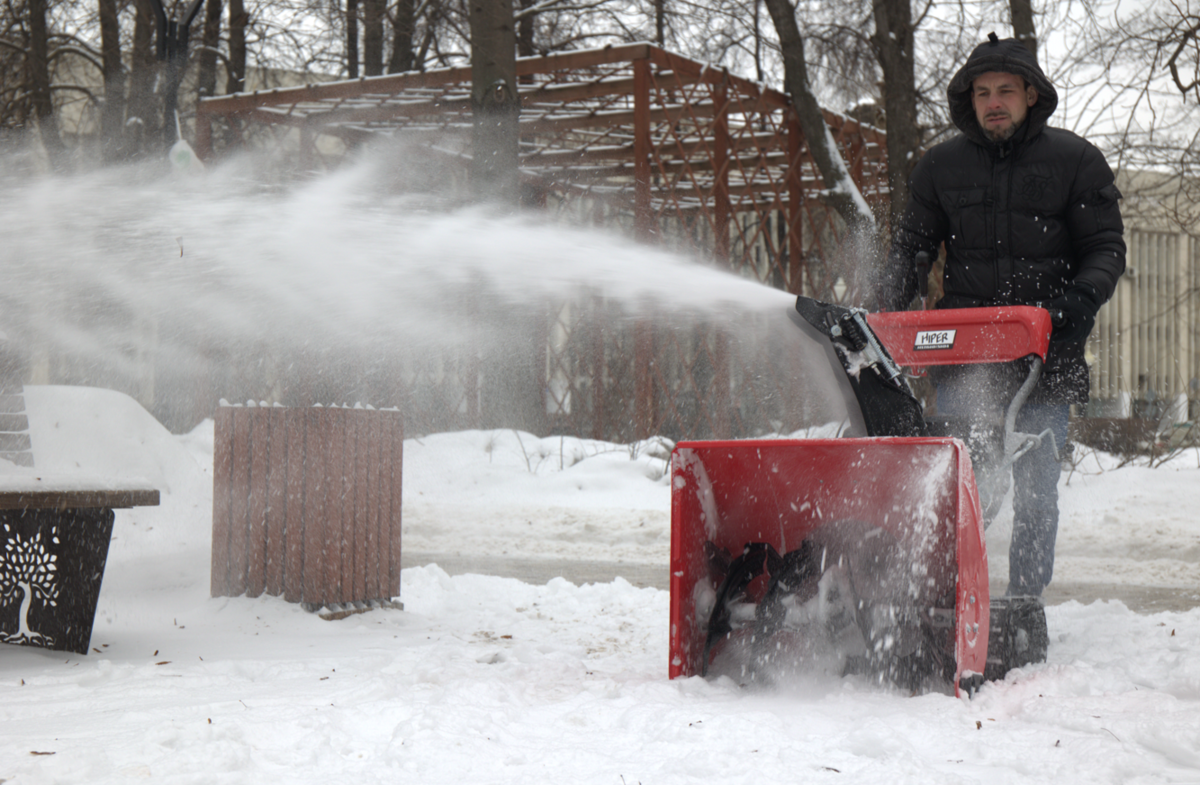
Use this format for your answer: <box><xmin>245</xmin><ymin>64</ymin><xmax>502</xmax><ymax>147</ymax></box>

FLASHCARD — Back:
<box><xmin>1010</xmin><ymin>0</ymin><xmax>1037</xmax><ymax>60</ymax></box>
<box><xmin>762</xmin><ymin>0</ymin><xmax>876</xmax><ymax>234</ymax></box>
<box><xmin>226</xmin><ymin>0</ymin><xmax>247</xmax><ymax>92</ymax></box>
<box><xmin>871</xmin><ymin>0</ymin><xmax>922</xmax><ymax>224</ymax></box>
<box><xmin>1163</xmin><ymin>2</ymin><xmax>1200</xmax><ymax>101</ymax></box>
<box><xmin>196</xmin><ymin>0</ymin><xmax>223</xmax><ymax>97</ymax></box>
<box><xmin>387</xmin><ymin>0</ymin><xmax>419</xmax><ymax>71</ymax></box>
<box><xmin>346</xmin><ymin>0</ymin><xmax>359</xmax><ymax>75</ymax></box>
<box><xmin>363</xmin><ymin>0</ymin><xmax>384</xmax><ymax>74</ymax></box>
<box><xmin>28</xmin><ymin>0</ymin><xmax>66</xmax><ymax>158</ymax></box>
<box><xmin>469</xmin><ymin>0</ymin><xmax>519</xmax><ymax>203</ymax></box>
<box><xmin>97</xmin><ymin>0</ymin><xmax>124</xmax><ymax>157</ymax></box>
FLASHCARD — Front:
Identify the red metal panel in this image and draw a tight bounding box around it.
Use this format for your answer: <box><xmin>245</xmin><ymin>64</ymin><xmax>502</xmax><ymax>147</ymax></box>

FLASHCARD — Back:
<box><xmin>867</xmin><ymin>306</ymin><xmax>1053</xmax><ymax>367</ymax></box>
<box><xmin>227</xmin><ymin>408</ymin><xmax>253</xmax><ymax>597</ymax></box>
<box><xmin>265</xmin><ymin>407</ymin><xmax>288</xmax><ymax>595</ymax></box>
<box><xmin>668</xmin><ymin>437</ymin><xmax>987</xmax><ymax>696</ymax></box>
<box><xmin>302</xmin><ymin>408</ymin><xmax>327</xmax><ymax>604</ymax></box>
<box><xmin>283</xmin><ymin>410</ymin><xmax>307</xmax><ymax>603</ymax></box>
<box><xmin>210</xmin><ymin>408</ymin><xmax>234</xmax><ymax>597</ymax></box>
<box><xmin>953</xmin><ymin>444</ymin><xmax>989</xmax><ymax>684</ymax></box>
<box><xmin>245</xmin><ymin>409</ymin><xmax>271</xmax><ymax>597</ymax></box>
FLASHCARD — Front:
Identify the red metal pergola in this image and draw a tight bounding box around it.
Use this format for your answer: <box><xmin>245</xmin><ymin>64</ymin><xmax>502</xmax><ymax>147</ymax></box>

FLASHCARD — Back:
<box><xmin>195</xmin><ymin>42</ymin><xmax>888</xmax><ymax>296</ymax></box>
<box><xmin>193</xmin><ymin>44</ymin><xmax>891</xmax><ymax>442</ymax></box>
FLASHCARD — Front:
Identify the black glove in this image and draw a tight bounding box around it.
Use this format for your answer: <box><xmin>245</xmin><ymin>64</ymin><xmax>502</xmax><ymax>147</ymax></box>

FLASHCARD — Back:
<box><xmin>1046</xmin><ymin>282</ymin><xmax>1102</xmax><ymax>343</ymax></box>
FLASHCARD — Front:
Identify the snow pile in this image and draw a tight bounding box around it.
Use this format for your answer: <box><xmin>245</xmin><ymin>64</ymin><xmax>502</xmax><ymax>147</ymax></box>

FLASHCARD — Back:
<box><xmin>0</xmin><ymin>387</ymin><xmax>1197</xmax><ymax>783</ymax></box>
<box><xmin>403</xmin><ymin>430</ymin><xmax>673</xmax><ymax>564</ymax></box>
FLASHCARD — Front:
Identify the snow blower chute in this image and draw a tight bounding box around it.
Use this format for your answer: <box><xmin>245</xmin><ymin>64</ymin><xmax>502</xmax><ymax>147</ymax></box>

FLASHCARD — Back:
<box><xmin>669</xmin><ymin>295</ymin><xmax>1057</xmax><ymax>696</ymax></box>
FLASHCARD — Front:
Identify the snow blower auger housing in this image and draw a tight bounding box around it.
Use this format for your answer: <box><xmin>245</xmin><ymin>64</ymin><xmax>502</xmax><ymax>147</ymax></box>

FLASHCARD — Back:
<box><xmin>668</xmin><ymin>296</ymin><xmax>1056</xmax><ymax>697</ymax></box>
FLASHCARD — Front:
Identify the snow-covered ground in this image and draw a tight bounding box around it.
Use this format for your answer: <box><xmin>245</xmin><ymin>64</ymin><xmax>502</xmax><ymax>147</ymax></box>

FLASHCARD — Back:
<box><xmin>1</xmin><ymin>385</ymin><xmax>1198</xmax><ymax>784</ymax></box>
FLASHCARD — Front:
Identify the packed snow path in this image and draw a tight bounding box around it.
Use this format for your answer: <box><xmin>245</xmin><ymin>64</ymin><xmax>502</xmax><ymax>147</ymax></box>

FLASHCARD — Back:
<box><xmin>0</xmin><ymin>388</ymin><xmax>1198</xmax><ymax>783</ymax></box>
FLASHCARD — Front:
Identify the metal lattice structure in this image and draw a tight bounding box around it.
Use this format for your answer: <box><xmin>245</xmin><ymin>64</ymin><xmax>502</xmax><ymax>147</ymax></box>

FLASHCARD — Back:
<box><xmin>194</xmin><ymin>44</ymin><xmax>890</xmax><ymax>440</ymax></box>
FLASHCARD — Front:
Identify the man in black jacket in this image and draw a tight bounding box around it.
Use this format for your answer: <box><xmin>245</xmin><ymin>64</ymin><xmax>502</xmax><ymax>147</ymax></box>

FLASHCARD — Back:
<box><xmin>883</xmin><ymin>34</ymin><xmax>1125</xmax><ymax>597</ymax></box>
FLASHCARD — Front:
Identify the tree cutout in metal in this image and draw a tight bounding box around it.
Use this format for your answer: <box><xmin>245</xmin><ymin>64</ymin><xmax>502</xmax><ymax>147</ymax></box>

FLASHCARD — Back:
<box><xmin>0</xmin><ymin>509</ymin><xmax>115</xmax><ymax>654</ymax></box>
<box><xmin>0</xmin><ymin>524</ymin><xmax>60</xmax><ymax>647</ymax></box>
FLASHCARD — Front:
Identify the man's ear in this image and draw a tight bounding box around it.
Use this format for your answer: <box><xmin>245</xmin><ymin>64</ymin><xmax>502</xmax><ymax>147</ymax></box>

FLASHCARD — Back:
<box><xmin>1026</xmin><ymin>85</ymin><xmax>1038</xmax><ymax>107</ymax></box>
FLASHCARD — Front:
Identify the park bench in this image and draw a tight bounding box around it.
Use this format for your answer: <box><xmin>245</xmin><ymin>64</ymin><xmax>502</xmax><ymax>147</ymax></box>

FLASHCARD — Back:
<box><xmin>0</xmin><ymin>483</ymin><xmax>159</xmax><ymax>655</ymax></box>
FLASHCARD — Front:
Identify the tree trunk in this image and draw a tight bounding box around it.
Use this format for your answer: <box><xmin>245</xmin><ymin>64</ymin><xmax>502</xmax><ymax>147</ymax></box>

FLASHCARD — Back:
<box><xmin>387</xmin><ymin>0</ymin><xmax>417</xmax><ymax>73</ymax></box>
<box><xmin>761</xmin><ymin>0</ymin><xmax>874</xmax><ymax>233</ymax></box>
<box><xmin>870</xmin><ymin>0</ymin><xmax>920</xmax><ymax>226</ymax></box>
<box><xmin>1009</xmin><ymin>0</ymin><xmax>1038</xmax><ymax>61</ymax></box>
<box><xmin>196</xmin><ymin>0</ymin><xmax>223</xmax><ymax>98</ymax></box>
<box><xmin>469</xmin><ymin>0</ymin><xmax>519</xmax><ymax>205</ymax></box>
<box><xmin>654</xmin><ymin>0</ymin><xmax>665</xmax><ymax>46</ymax></box>
<box><xmin>346</xmin><ymin>0</ymin><xmax>359</xmax><ymax>78</ymax></box>
<box><xmin>128</xmin><ymin>0</ymin><xmax>160</xmax><ymax>155</ymax></box>
<box><xmin>27</xmin><ymin>0</ymin><xmax>65</xmax><ymax>160</ymax></box>
<box><xmin>226</xmin><ymin>0</ymin><xmax>247</xmax><ymax>94</ymax></box>
<box><xmin>98</xmin><ymin>0</ymin><xmax>126</xmax><ymax>160</ymax></box>
<box><xmin>362</xmin><ymin>0</ymin><xmax>384</xmax><ymax>76</ymax></box>
<box><xmin>753</xmin><ymin>0</ymin><xmax>764</xmax><ymax>83</ymax></box>
<box><xmin>517</xmin><ymin>0</ymin><xmax>534</xmax><ymax>57</ymax></box>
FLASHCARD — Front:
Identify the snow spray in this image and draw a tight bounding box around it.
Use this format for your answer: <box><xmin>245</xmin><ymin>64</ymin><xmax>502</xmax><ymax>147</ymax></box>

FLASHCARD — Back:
<box><xmin>0</xmin><ymin>143</ymin><xmax>852</xmax><ymax>432</ymax></box>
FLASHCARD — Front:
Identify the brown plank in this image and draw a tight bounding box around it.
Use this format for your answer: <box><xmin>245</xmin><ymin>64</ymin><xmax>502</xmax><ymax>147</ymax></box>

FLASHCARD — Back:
<box><xmin>518</xmin><ymin>103</ymin><xmax>716</xmax><ymax>136</ymax></box>
<box><xmin>245</xmin><ymin>410</ymin><xmax>271</xmax><ymax>597</ymax></box>
<box><xmin>199</xmin><ymin>65</ymin><xmax>473</xmax><ymax>115</ymax></box>
<box><xmin>197</xmin><ymin>43</ymin><xmax>652</xmax><ymax>117</ymax></box>
<box><xmin>388</xmin><ymin>414</ymin><xmax>404</xmax><ymax>598</ymax></box>
<box><xmin>323</xmin><ymin>408</ymin><xmax>345</xmax><ymax>602</ymax></box>
<box><xmin>302</xmin><ymin>408</ymin><xmax>328</xmax><ymax>605</ymax></box>
<box><xmin>515</xmin><ymin>42</ymin><xmax>651</xmax><ymax>75</ymax></box>
<box><xmin>353</xmin><ymin>412</ymin><xmax>370</xmax><ymax>602</ymax></box>
<box><xmin>210</xmin><ymin>408</ymin><xmax>235</xmax><ymax>597</ymax></box>
<box><xmin>227</xmin><ymin>407</ymin><xmax>253</xmax><ymax>596</ymax></box>
<box><xmin>283</xmin><ymin>409</ymin><xmax>307</xmax><ymax>603</ymax></box>
<box><xmin>365</xmin><ymin>411</ymin><xmax>382</xmax><ymax>600</ymax></box>
<box><xmin>340</xmin><ymin>408</ymin><xmax>358</xmax><ymax>604</ymax></box>
<box><xmin>0</xmin><ymin>489</ymin><xmax>159</xmax><ymax>511</ymax></box>
<box><xmin>264</xmin><ymin>407</ymin><xmax>288</xmax><ymax>595</ymax></box>
<box><xmin>376</xmin><ymin>413</ymin><xmax>392</xmax><ymax>599</ymax></box>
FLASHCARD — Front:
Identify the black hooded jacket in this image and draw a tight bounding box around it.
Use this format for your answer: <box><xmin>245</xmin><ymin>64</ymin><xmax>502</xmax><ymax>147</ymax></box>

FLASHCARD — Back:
<box><xmin>884</xmin><ymin>35</ymin><xmax>1126</xmax><ymax>404</ymax></box>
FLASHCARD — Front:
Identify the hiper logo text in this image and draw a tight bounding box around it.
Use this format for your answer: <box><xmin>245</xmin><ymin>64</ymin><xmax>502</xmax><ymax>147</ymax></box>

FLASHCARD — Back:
<box><xmin>913</xmin><ymin>329</ymin><xmax>957</xmax><ymax>351</ymax></box>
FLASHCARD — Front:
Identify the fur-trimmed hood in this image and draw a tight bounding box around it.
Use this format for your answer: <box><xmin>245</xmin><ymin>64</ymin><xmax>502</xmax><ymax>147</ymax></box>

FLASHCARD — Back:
<box><xmin>947</xmin><ymin>33</ymin><xmax>1058</xmax><ymax>146</ymax></box>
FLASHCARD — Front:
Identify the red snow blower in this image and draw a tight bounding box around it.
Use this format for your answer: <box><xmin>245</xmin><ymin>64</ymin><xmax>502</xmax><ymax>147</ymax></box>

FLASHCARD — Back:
<box><xmin>669</xmin><ymin>294</ymin><xmax>1057</xmax><ymax>696</ymax></box>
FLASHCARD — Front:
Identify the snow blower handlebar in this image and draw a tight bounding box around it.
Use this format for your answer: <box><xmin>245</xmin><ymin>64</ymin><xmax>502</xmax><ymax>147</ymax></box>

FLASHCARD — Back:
<box><xmin>863</xmin><ymin>304</ymin><xmax>1061</xmax><ymax>517</ymax></box>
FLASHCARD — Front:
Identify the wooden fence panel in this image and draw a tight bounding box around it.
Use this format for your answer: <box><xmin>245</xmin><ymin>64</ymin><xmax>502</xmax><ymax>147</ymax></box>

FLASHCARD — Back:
<box><xmin>211</xmin><ymin>406</ymin><xmax>403</xmax><ymax>609</ymax></box>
